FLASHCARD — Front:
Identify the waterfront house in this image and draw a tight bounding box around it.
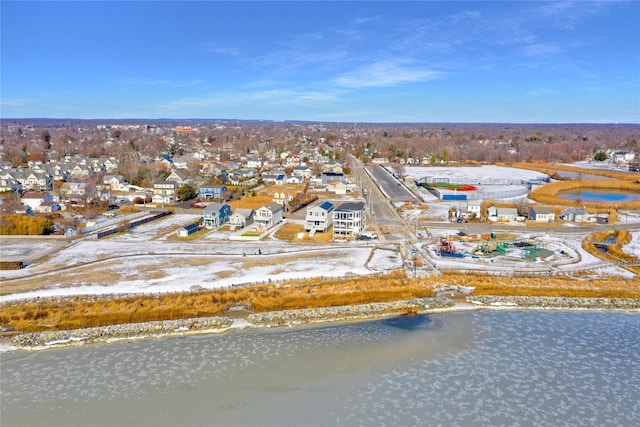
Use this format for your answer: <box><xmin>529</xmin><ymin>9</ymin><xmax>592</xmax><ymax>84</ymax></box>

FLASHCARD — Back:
<box><xmin>305</xmin><ymin>201</ymin><xmax>334</xmax><ymax>232</ymax></box>
<box><xmin>254</xmin><ymin>203</ymin><xmax>284</xmax><ymax>229</ymax></box>
<box><xmin>228</xmin><ymin>208</ymin><xmax>254</xmax><ymax>229</ymax></box>
<box><xmin>333</xmin><ymin>201</ymin><xmax>366</xmax><ymax>238</ymax></box>
<box><xmin>203</xmin><ymin>203</ymin><xmax>232</xmax><ymax>229</ymax></box>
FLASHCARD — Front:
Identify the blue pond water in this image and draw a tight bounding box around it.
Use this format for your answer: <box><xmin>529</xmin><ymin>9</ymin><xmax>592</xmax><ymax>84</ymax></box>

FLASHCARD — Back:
<box><xmin>558</xmin><ymin>188</ymin><xmax>640</xmax><ymax>202</ymax></box>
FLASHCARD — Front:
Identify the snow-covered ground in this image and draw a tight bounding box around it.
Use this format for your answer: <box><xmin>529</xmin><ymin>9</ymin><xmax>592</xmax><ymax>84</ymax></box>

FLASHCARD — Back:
<box><xmin>405</xmin><ymin>165</ymin><xmax>548</xmax><ymax>183</ymax></box>
<box><xmin>0</xmin><ymin>213</ymin><xmax>405</xmax><ymax>303</ymax></box>
<box><xmin>2</xmin><ymin>163</ymin><xmax>638</xmax><ymax>303</ymax></box>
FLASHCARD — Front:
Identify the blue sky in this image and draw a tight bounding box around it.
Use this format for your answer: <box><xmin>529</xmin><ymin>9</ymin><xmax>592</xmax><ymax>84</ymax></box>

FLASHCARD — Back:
<box><xmin>2</xmin><ymin>1</ymin><xmax>639</xmax><ymax>123</ymax></box>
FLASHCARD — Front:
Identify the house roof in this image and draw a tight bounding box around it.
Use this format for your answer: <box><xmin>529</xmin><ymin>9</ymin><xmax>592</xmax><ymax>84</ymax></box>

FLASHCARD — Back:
<box><xmin>204</xmin><ymin>202</ymin><xmax>229</xmax><ymax>213</ymax></box>
<box><xmin>335</xmin><ymin>201</ymin><xmax>365</xmax><ymax>212</ymax></box>
<box><xmin>262</xmin><ymin>202</ymin><xmax>283</xmax><ymax>212</ymax></box>
<box><xmin>179</xmin><ymin>223</ymin><xmax>199</xmax><ymax>232</ymax></box>
<box><xmin>319</xmin><ymin>201</ymin><xmax>335</xmax><ymax>211</ymax></box>
<box><xmin>561</xmin><ymin>207</ymin><xmax>589</xmax><ymax>215</ymax></box>
<box><xmin>22</xmin><ymin>192</ymin><xmax>48</xmax><ymax>199</ymax></box>
<box><xmin>232</xmin><ymin>208</ymin><xmax>254</xmax><ymax>218</ymax></box>
<box><xmin>531</xmin><ymin>207</ymin><xmax>555</xmax><ymax>214</ymax></box>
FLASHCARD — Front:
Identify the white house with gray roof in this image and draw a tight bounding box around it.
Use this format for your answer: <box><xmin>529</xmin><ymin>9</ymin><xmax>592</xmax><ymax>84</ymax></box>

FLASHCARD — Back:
<box><xmin>305</xmin><ymin>201</ymin><xmax>335</xmax><ymax>232</ymax></box>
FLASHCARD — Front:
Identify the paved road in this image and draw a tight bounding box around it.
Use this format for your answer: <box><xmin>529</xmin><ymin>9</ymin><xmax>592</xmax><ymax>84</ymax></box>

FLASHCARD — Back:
<box><xmin>365</xmin><ymin>165</ymin><xmax>419</xmax><ymax>204</ymax></box>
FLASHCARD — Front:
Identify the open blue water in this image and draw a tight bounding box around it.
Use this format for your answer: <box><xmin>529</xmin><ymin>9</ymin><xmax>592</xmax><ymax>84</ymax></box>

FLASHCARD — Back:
<box><xmin>558</xmin><ymin>188</ymin><xmax>640</xmax><ymax>202</ymax></box>
<box><xmin>1</xmin><ymin>310</ymin><xmax>639</xmax><ymax>426</ymax></box>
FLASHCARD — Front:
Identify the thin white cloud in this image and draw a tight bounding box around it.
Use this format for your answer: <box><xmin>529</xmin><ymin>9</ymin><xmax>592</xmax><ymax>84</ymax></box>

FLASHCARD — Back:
<box><xmin>1</xmin><ymin>98</ymin><xmax>33</xmax><ymax>108</ymax></box>
<box><xmin>122</xmin><ymin>78</ymin><xmax>170</xmax><ymax>86</ymax></box>
<box><xmin>121</xmin><ymin>78</ymin><xmax>203</xmax><ymax>87</ymax></box>
<box><xmin>526</xmin><ymin>88</ymin><xmax>554</xmax><ymax>97</ymax></box>
<box><xmin>148</xmin><ymin>88</ymin><xmax>345</xmax><ymax>116</ymax></box>
<box><xmin>172</xmin><ymin>80</ymin><xmax>205</xmax><ymax>87</ymax></box>
<box><xmin>332</xmin><ymin>61</ymin><xmax>442</xmax><ymax>88</ymax></box>
<box><xmin>521</xmin><ymin>43</ymin><xmax>562</xmax><ymax>58</ymax></box>
<box><xmin>202</xmin><ymin>44</ymin><xmax>241</xmax><ymax>56</ymax></box>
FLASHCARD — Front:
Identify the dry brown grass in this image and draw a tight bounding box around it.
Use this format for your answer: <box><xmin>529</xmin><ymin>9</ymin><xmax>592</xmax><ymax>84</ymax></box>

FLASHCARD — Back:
<box><xmin>2</xmin><ymin>268</ymin><xmax>638</xmax><ymax>334</ymax></box>
<box><xmin>438</xmin><ymin>272</ymin><xmax>640</xmax><ymax>298</ymax></box>
<box><xmin>229</xmin><ymin>184</ymin><xmax>306</xmax><ymax>211</ymax></box>
<box><xmin>0</xmin><ymin>271</ymin><xmax>432</xmax><ymax>333</ymax></box>
<box><xmin>274</xmin><ymin>222</ymin><xmax>335</xmax><ymax>243</ymax></box>
<box><xmin>582</xmin><ymin>230</ymin><xmax>640</xmax><ymax>274</ymax></box>
<box><xmin>505</xmin><ymin>162</ymin><xmax>640</xmax><ymax>182</ymax></box>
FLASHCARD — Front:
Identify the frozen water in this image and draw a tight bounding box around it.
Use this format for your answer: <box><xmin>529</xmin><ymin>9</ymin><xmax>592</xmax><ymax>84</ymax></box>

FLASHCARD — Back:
<box><xmin>1</xmin><ymin>310</ymin><xmax>638</xmax><ymax>426</ymax></box>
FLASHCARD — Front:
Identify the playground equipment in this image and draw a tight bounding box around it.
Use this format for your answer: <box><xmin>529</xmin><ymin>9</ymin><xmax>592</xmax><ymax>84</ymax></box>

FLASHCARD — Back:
<box><xmin>473</xmin><ymin>241</ymin><xmax>509</xmax><ymax>255</ymax></box>
<box><xmin>521</xmin><ymin>242</ymin><xmax>543</xmax><ymax>259</ymax></box>
<box><xmin>437</xmin><ymin>236</ymin><xmax>464</xmax><ymax>258</ymax></box>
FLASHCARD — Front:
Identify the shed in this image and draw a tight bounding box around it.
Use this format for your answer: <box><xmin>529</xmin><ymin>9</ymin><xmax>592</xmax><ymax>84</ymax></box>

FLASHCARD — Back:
<box><xmin>177</xmin><ymin>223</ymin><xmax>199</xmax><ymax>237</ymax></box>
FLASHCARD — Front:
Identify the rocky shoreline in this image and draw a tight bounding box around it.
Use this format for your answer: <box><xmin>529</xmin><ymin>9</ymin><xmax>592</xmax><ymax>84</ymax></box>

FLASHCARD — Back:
<box><xmin>8</xmin><ymin>296</ymin><xmax>640</xmax><ymax>350</ymax></box>
<box><xmin>467</xmin><ymin>295</ymin><xmax>640</xmax><ymax>310</ymax></box>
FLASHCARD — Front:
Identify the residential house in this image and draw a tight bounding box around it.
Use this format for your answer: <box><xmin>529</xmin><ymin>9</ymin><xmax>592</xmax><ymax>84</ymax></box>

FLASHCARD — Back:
<box><xmin>166</xmin><ymin>170</ymin><xmax>187</xmax><ymax>183</ymax></box>
<box><xmin>612</xmin><ymin>151</ymin><xmax>635</xmax><ymax>165</ymax></box>
<box><xmin>202</xmin><ymin>203</ymin><xmax>232</xmax><ymax>229</ymax></box>
<box><xmin>22</xmin><ymin>192</ymin><xmax>60</xmax><ymax>213</ymax></box>
<box><xmin>261</xmin><ymin>173</ymin><xmax>286</xmax><ymax>185</ymax></box>
<box><xmin>228</xmin><ymin>208</ymin><xmax>254</xmax><ymax>229</ymax></box>
<box><xmin>246</xmin><ymin>158</ymin><xmax>263</xmax><ymax>169</ymax></box>
<box><xmin>16</xmin><ymin>170</ymin><xmax>53</xmax><ymax>191</ymax></box>
<box><xmin>69</xmin><ymin>164</ymin><xmax>92</xmax><ymax>180</ymax></box>
<box><xmin>321</xmin><ymin>172</ymin><xmax>345</xmax><ymax>185</ymax></box>
<box><xmin>273</xmin><ymin>190</ymin><xmax>297</xmax><ymax>210</ymax></box>
<box><xmin>254</xmin><ymin>202</ymin><xmax>284</xmax><ymax>229</ymax></box>
<box><xmin>328</xmin><ymin>181</ymin><xmax>347</xmax><ymax>195</ymax></box>
<box><xmin>286</xmin><ymin>154</ymin><xmax>301</xmax><ymax>166</ymax></box>
<box><xmin>292</xmin><ymin>166</ymin><xmax>313</xmax><ymax>178</ymax></box>
<box><xmin>559</xmin><ymin>207</ymin><xmax>590</xmax><ymax>222</ymax></box>
<box><xmin>322</xmin><ymin>161</ymin><xmax>344</xmax><ymax>174</ymax></box>
<box><xmin>286</xmin><ymin>175</ymin><xmax>303</xmax><ymax>184</ymax></box>
<box><xmin>0</xmin><ymin>176</ymin><xmax>21</xmax><ymax>193</ymax></box>
<box><xmin>153</xmin><ymin>181</ymin><xmax>179</xmax><ymax>204</ymax></box>
<box><xmin>103</xmin><ymin>175</ymin><xmax>129</xmax><ymax>192</ymax></box>
<box><xmin>333</xmin><ymin>201</ymin><xmax>366</xmax><ymax>238</ymax></box>
<box><xmin>529</xmin><ymin>206</ymin><xmax>555</xmax><ymax>222</ymax></box>
<box><xmin>231</xmin><ymin>168</ymin><xmax>257</xmax><ymax>180</ymax></box>
<box><xmin>488</xmin><ymin>206</ymin><xmax>518</xmax><ymax>222</ymax></box>
<box><xmin>305</xmin><ymin>201</ymin><xmax>334</xmax><ymax>232</ymax></box>
<box><xmin>60</xmin><ymin>182</ymin><xmax>87</xmax><ymax>202</ymax></box>
<box><xmin>103</xmin><ymin>158</ymin><xmax>120</xmax><ymax>172</ymax></box>
<box><xmin>198</xmin><ymin>184</ymin><xmax>227</xmax><ymax>200</ymax></box>
<box><xmin>466</xmin><ymin>202</ymin><xmax>482</xmax><ymax>219</ymax></box>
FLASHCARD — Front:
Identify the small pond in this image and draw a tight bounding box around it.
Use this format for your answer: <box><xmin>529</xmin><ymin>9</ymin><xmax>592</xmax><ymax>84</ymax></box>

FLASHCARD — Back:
<box><xmin>558</xmin><ymin>188</ymin><xmax>640</xmax><ymax>202</ymax></box>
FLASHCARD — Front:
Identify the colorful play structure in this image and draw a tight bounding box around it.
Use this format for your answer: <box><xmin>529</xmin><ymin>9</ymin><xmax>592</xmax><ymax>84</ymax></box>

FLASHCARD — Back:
<box><xmin>473</xmin><ymin>241</ymin><xmax>509</xmax><ymax>255</ymax></box>
<box><xmin>436</xmin><ymin>236</ymin><xmax>464</xmax><ymax>258</ymax></box>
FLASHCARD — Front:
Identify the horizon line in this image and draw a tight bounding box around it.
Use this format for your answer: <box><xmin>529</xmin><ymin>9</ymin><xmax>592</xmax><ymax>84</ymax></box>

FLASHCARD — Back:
<box><xmin>1</xmin><ymin>118</ymin><xmax>638</xmax><ymax>126</ymax></box>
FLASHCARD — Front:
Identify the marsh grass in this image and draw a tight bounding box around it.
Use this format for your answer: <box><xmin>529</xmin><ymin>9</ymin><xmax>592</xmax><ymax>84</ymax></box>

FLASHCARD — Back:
<box><xmin>2</xmin><ymin>269</ymin><xmax>638</xmax><ymax>334</ymax></box>
<box><xmin>506</xmin><ymin>162</ymin><xmax>640</xmax><ymax>182</ymax></box>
